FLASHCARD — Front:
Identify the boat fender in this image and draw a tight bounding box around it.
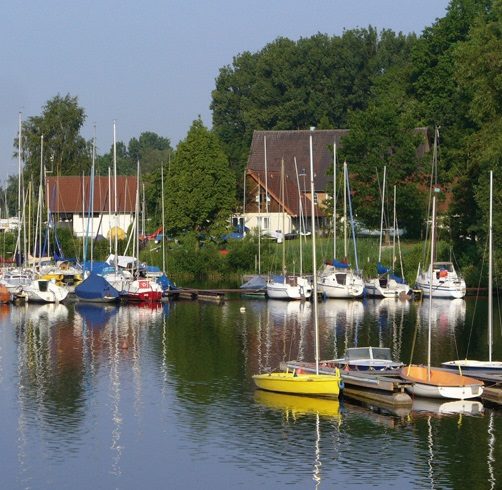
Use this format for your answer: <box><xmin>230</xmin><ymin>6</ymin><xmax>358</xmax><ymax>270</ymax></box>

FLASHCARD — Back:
<box><xmin>339</xmin><ymin>380</ymin><xmax>345</xmax><ymax>390</ymax></box>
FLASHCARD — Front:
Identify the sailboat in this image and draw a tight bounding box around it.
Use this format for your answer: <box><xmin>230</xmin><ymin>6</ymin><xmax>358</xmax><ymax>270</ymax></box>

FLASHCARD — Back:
<box><xmin>120</xmin><ymin>160</ymin><xmax>162</xmax><ymax>303</ymax></box>
<box><xmin>442</xmin><ymin>171</ymin><xmax>502</xmax><ymax>372</ymax></box>
<box><xmin>266</xmin><ymin>159</ymin><xmax>312</xmax><ymax>301</ymax></box>
<box><xmin>364</xmin><ymin>168</ymin><xmax>411</xmax><ymax>299</ymax></box>
<box><xmin>318</xmin><ymin>156</ymin><xmax>364</xmax><ymax>299</ymax></box>
<box><xmin>253</xmin><ymin>129</ymin><xmax>341</xmax><ymax>396</ymax></box>
<box><xmin>415</xmin><ymin>128</ymin><xmax>466</xmax><ymax>299</ymax></box>
<box><xmin>401</xmin><ymin>190</ymin><xmax>483</xmax><ymax>399</ymax></box>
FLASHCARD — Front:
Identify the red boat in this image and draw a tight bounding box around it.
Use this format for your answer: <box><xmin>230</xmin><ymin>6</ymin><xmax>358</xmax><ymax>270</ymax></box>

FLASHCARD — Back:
<box><xmin>121</xmin><ymin>279</ymin><xmax>163</xmax><ymax>303</ymax></box>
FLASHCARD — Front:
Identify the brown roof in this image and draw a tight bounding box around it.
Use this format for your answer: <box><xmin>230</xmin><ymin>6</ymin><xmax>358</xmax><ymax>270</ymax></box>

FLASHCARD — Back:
<box><xmin>247</xmin><ymin>129</ymin><xmax>349</xmax><ymax>217</ymax></box>
<box><xmin>46</xmin><ymin>176</ymin><xmax>138</xmax><ymax>214</ymax></box>
<box><xmin>246</xmin><ymin>128</ymin><xmax>430</xmax><ymax>217</ymax></box>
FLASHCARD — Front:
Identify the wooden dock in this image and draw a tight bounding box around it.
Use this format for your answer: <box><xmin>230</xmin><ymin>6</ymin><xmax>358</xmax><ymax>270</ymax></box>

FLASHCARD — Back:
<box><xmin>282</xmin><ymin>361</ymin><xmax>413</xmax><ymax>407</ymax></box>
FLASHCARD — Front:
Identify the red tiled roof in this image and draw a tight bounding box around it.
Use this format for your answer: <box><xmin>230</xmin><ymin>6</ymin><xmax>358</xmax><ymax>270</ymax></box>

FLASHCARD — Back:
<box><xmin>46</xmin><ymin>176</ymin><xmax>138</xmax><ymax>213</ymax></box>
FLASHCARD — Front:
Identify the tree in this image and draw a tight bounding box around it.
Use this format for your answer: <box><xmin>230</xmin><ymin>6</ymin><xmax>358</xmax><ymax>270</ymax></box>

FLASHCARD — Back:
<box><xmin>17</xmin><ymin>94</ymin><xmax>90</xmax><ymax>186</ymax></box>
<box><xmin>449</xmin><ymin>0</ymin><xmax>502</xmax><ymax>272</ymax></box>
<box><xmin>165</xmin><ymin>119</ymin><xmax>236</xmax><ymax>238</ymax></box>
<box><xmin>211</xmin><ymin>29</ymin><xmax>417</xmax><ymax>189</ymax></box>
<box><xmin>340</xmin><ymin>61</ymin><xmax>426</xmax><ymax>238</ymax></box>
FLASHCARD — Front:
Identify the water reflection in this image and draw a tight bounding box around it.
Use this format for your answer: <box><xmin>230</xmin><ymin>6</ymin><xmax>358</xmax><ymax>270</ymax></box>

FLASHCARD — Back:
<box><xmin>419</xmin><ymin>298</ymin><xmax>467</xmax><ymax>333</ymax></box>
<box><xmin>1</xmin><ymin>298</ymin><xmax>500</xmax><ymax>489</ymax></box>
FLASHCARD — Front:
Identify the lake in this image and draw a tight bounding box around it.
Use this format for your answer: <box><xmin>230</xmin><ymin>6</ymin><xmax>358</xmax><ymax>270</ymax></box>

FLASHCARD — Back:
<box><xmin>0</xmin><ymin>297</ymin><xmax>500</xmax><ymax>489</ymax></box>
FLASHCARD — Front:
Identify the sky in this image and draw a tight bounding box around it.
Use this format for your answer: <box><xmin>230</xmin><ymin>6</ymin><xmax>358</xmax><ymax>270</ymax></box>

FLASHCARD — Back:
<box><xmin>1</xmin><ymin>0</ymin><xmax>451</xmax><ymax>179</ymax></box>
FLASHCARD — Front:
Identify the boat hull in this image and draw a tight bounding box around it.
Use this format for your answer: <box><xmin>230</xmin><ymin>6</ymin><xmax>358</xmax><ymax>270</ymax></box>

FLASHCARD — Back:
<box><xmin>253</xmin><ymin>371</ymin><xmax>340</xmax><ymax>397</ymax></box>
<box><xmin>400</xmin><ymin>366</ymin><xmax>483</xmax><ymax>400</ymax></box>
<box><xmin>364</xmin><ymin>278</ymin><xmax>410</xmax><ymax>299</ymax></box>
<box><xmin>441</xmin><ymin>360</ymin><xmax>502</xmax><ymax>373</ymax></box>
<box><xmin>266</xmin><ymin>276</ymin><xmax>312</xmax><ymax>300</ymax></box>
<box><xmin>318</xmin><ymin>269</ymin><xmax>364</xmax><ymax>298</ymax></box>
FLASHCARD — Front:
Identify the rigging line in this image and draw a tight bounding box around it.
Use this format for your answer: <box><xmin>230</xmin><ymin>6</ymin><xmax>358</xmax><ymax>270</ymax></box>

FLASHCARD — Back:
<box><xmin>464</xmin><ymin>238</ymin><xmax>487</xmax><ymax>358</ymax></box>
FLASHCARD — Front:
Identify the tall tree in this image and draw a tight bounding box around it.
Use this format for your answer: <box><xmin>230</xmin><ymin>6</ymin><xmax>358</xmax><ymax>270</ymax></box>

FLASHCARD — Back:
<box><xmin>165</xmin><ymin>119</ymin><xmax>236</xmax><ymax>237</ymax></box>
<box><xmin>17</xmin><ymin>94</ymin><xmax>90</xmax><ymax>186</ymax></box>
<box><xmin>449</xmin><ymin>0</ymin><xmax>502</xmax><ymax>271</ymax></box>
<box><xmin>211</xmin><ymin>29</ymin><xmax>417</xmax><ymax>187</ymax></box>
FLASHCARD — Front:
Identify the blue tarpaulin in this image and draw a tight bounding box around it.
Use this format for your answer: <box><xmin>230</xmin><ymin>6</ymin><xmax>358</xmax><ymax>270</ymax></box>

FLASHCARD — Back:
<box><xmin>332</xmin><ymin>259</ymin><xmax>350</xmax><ymax>269</ymax></box>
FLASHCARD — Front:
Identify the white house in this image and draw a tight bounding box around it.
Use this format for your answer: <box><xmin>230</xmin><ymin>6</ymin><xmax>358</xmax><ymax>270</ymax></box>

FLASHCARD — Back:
<box><xmin>46</xmin><ymin>175</ymin><xmax>137</xmax><ymax>239</ymax></box>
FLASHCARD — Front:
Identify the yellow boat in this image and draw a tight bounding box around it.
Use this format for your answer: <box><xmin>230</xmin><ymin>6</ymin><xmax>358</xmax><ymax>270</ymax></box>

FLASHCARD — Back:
<box><xmin>252</xmin><ymin>369</ymin><xmax>341</xmax><ymax>397</ymax></box>
<box><xmin>255</xmin><ymin>389</ymin><xmax>340</xmax><ymax>418</ymax></box>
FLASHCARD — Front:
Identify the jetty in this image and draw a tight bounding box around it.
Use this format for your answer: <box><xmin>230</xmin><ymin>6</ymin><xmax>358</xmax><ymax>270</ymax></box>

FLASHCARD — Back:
<box><xmin>282</xmin><ymin>361</ymin><xmax>413</xmax><ymax>408</ymax></box>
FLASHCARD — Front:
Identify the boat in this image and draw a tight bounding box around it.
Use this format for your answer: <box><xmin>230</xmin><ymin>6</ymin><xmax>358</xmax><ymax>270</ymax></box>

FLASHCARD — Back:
<box><xmin>401</xmin><ymin>365</ymin><xmax>483</xmax><ymax>399</ymax></box>
<box><xmin>120</xmin><ymin>278</ymin><xmax>163</xmax><ymax>303</ymax></box>
<box><xmin>326</xmin><ymin>346</ymin><xmax>404</xmax><ymax>371</ymax></box>
<box><xmin>266</xmin><ymin>274</ymin><xmax>312</xmax><ymax>300</ymax></box>
<box><xmin>254</xmin><ymin>130</ymin><xmax>341</xmax><ymax>396</ymax></box>
<box><xmin>75</xmin><ymin>272</ymin><xmax>120</xmax><ymax>303</ymax></box>
<box><xmin>318</xmin><ymin>158</ymin><xmax>364</xmax><ymax>298</ymax></box>
<box><xmin>401</xmin><ymin>188</ymin><xmax>483</xmax><ymax>399</ymax></box>
<box><xmin>18</xmin><ymin>279</ymin><xmax>69</xmax><ymax>303</ymax></box>
<box><xmin>415</xmin><ymin>128</ymin><xmax>466</xmax><ymax>299</ymax></box>
<box><xmin>266</xmin><ymin>159</ymin><xmax>312</xmax><ymax>301</ymax></box>
<box><xmin>442</xmin><ymin>171</ymin><xmax>502</xmax><ymax>373</ymax></box>
<box><xmin>365</xmin><ymin>170</ymin><xmax>411</xmax><ymax>298</ymax></box>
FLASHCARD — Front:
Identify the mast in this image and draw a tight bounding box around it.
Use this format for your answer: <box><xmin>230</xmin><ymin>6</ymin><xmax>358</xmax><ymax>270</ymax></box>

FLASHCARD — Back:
<box><xmin>161</xmin><ymin>161</ymin><xmax>166</xmax><ymax>274</ymax></box>
<box><xmin>428</xmin><ymin>193</ymin><xmax>437</xmax><ymax>381</ymax></box>
<box><xmin>82</xmin><ymin>172</ymin><xmax>86</xmax><ymax>265</ymax></box>
<box><xmin>108</xmin><ymin>167</ymin><xmax>112</xmax><ymax>255</ymax></box>
<box><xmin>113</xmin><ymin>120</ymin><xmax>118</xmax><ymax>272</ymax></box>
<box><xmin>16</xmin><ymin>112</ymin><xmax>23</xmax><ymax>265</ymax></box>
<box><xmin>293</xmin><ymin>156</ymin><xmax>303</xmax><ymax>276</ymax></box>
<box><xmin>90</xmin><ymin>126</ymin><xmax>96</xmax><ymax>268</ymax></box>
<box><xmin>343</xmin><ymin>161</ymin><xmax>347</xmax><ymax>260</ymax></box>
<box><xmin>281</xmin><ymin>158</ymin><xmax>286</xmax><ymax>277</ymax></box>
<box><xmin>309</xmin><ymin>128</ymin><xmax>320</xmax><ymax>374</ymax></box>
<box><xmin>392</xmin><ymin>185</ymin><xmax>397</xmax><ymax>272</ymax></box>
<box><xmin>488</xmin><ymin>170</ymin><xmax>493</xmax><ymax>362</ymax></box>
<box><xmin>378</xmin><ymin>166</ymin><xmax>387</xmax><ymax>263</ymax></box>
<box><xmin>333</xmin><ymin>143</ymin><xmax>337</xmax><ymax>260</ymax></box>
<box><xmin>135</xmin><ymin>160</ymin><xmax>140</xmax><ymax>277</ymax></box>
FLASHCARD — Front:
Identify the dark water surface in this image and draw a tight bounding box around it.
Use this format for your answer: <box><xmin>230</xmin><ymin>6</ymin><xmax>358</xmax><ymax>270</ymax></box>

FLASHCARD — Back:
<box><xmin>0</xmin><ymin>297</ymin><xmax>500</xmax><ymax>489</ymax></box>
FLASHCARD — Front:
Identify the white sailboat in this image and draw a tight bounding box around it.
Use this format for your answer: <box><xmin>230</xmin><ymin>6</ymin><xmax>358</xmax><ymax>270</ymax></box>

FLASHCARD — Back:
<box><xmin>18</xmin><ymin>278</ymin><xmax>69</xmax><ymax>303</ymax></box>
<box><xmin>318</xmin><ymin>157</ymin><xmax>364</xmax><ymax>299</ymax></box>
<box><xmin>254</xmin><ymin>129</ymin><xmax>341</xmax><ymax>396</ymax></box>
<box><xmin>365</xmin><ymin>168</ymin><xmax>411</xmax><ymax>298</ymax></box>
<box><xmin>442</xmin><ymin>171</ymin><xmax>502</xmax><ymax>373</ymax></box>
<box><xmin>401</xmin><ymin>191</ymin><xmax>483</xmax><ymax>399</ymax></box>
<box><xmin>415</xmin><ymin>128</ymin><xmax>466</xmax><ymax>299</ymax></box>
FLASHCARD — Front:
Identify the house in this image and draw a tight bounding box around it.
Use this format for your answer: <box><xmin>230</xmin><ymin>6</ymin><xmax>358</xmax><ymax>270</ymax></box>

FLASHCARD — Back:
<box><xmin>242</xmin><ymin>128</ymin><xmax>430</xmax><ymax>236</ymax></box>
<box><xmin>46</xmin><ymin>176</ymin><xmax>138</xmax><ymax>239</ymax></box>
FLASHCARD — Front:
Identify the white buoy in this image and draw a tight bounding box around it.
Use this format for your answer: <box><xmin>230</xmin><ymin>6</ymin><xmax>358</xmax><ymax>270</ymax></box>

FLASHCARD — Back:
<box><xmin>240</xmin><ymin>306</ymin><xmax>246</xmax><ymax>313</ymax></box>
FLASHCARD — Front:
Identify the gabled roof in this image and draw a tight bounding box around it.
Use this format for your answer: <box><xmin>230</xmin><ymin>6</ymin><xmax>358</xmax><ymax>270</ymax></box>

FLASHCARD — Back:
<box><xmin>246</xmin><ymin>128</ymin><xmax>430</xmax><ymax>217</ymax></box>
<box><xmin>247</xmin><ymin>129</ymin><xmax>349</xmax><ymax>217</ymax></box>
<box><xmin>46</xmin><ymin>176</ymin><xmax>137</xmax><ymax>214</ymax></box>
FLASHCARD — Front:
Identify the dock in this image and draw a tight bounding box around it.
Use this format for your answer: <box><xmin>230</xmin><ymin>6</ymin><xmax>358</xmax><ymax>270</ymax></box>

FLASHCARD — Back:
<box><xmin>282</xmin><ymin>361</ymin><xmax>413</xmax><ymax>408</ymax></box>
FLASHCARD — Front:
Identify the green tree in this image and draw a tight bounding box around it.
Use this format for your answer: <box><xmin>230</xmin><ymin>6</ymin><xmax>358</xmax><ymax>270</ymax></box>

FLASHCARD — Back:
<box><xmin>211</xmin><ymin>29</ymin><xmax>417</xmax><ymax>188</ymax></box>
<box><xmin>165</xmin><ymin>119</ymin><xmax>236</xmax><ymax>238</ymax></box>
<box><xmin>449</xmin><ymin>0</ymin><xmax>502</xmax><ymax>274</ymax></box>
<box><xmin>17</xmin><ymin>94</ymin><xmax>90</xmax><ymax>185</ymax></box>
<box><xmin>341</xmin><ymin>63</ymin><xmax>426</xmax><ymax>238</ymax></box>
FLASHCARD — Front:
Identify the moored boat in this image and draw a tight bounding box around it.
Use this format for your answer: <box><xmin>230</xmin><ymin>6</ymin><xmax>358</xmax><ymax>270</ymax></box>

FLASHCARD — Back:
<box><xmin>253</xmin><ymin>370</ymin><xmax>341</xmax><ymax>397</ymax></box>
<box><xmin>121</xmin><ymin>279</ymin><xmax>162</xmax><ymax>303</ymax></box>
<box><xmin>400</xmin><ymin>365</ymin><xmax>483</xmax><ymax>400</ymax></box>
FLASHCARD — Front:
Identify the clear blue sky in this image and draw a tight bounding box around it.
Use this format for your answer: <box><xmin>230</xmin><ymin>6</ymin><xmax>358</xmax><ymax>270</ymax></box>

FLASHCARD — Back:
<box><xmin>0</xmin><ymin>0</ymin><xmax>450</xmax><ymax>178</ymax></box>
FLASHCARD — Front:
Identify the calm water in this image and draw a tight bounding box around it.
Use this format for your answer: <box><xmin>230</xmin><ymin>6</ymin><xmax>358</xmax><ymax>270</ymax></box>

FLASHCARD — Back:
<box><xmin>0</xmin><ymin>297</ymin><xmax>500</xmax><ymax>489</ymax></box>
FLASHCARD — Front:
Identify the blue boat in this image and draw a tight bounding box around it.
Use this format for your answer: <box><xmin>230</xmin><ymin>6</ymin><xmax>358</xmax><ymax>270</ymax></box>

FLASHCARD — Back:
<box><xmin>74</xmin><ymin>272</ymin><xmax>120</xmax><ymax>303</ymax></box>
